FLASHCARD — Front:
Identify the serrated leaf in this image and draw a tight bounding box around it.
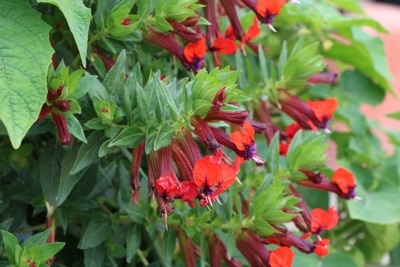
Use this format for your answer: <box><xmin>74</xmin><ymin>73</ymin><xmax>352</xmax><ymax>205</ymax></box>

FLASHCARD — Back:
<box><xmin>79</xmin><ymin>219</ymin><xmax>112</xmax><ymax>249</ymax></box>
<box><xmin>70</xmin><ymin>131</ymin><xmax>104</xmax><ymax>175</ymax></box>
<box><xmin>0</xmin><ymin>0</ymin><xmax>53</xmax><ymax>148</ymax></box>
<box><xmin>37</xmin><ymin>0</ymin><xmax>91</xmax><ymax>67</ymax></box>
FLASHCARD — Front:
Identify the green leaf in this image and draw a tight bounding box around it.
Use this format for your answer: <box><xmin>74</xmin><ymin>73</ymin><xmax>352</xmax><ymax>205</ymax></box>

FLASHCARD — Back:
<box><xmin>108</xmin><ymin>125</ymin><xmax>145</xmax><ymax>147</ymax></box>
<box><xmin>57</xmin><ymin>142</ymin><xmax>89</xmax><ymax>206</ymax></box>
<box><xmin>339</xmin><ymin>70</ymin><xmax>385</xmax><ymax>106</ymax></box>
<box><xmin>325</xmin><ymin>0</ymin><xmax>364</xmax><ymax>13</ymax></box>
<box><xmin>0</xmin><ymin>0</ymin><xmax>53</xmax><ymax>148</ymax></box>
<box><xmin>162</xmin><ymin>229</ymin><xmax>176</xmax><ymax>267</ymax></box>
<box><xmin>347</xmin><ymin>183</ymin><xmax>400</xmax><ymax>224</ymax></box>
<box><xmin>27</xmin><ymin>242</ymin><xmax>65</xmax><ymax>263</ymax></box>
<box><xmin>251</xmin><ymin>219</ymin><xmax>277</xmax><ymax>236</ymax></box>
<box><xmin>193</xmin><ymin>99</ymin><xmax>212</xmax><ymax>118</ymax></box>
<box><xmin>37</xmin><ymin>0</ymin><xmax>91</xmax><ymax>67</ymax></box>
<box><xmin>1</xmin><ymin>230</ymin><xmax>19</xmax><ymax>264</ymax></box>
<box><xmin>68</xmin><ymin>75</ymin><xmax>97</xmax><ymax>100</ymax></box>
<box><xmin>266</xmin><ymin>133</ymin><xmax>280</xmax><ymax>174</ymax></box>
<box><xmin>124</xmin><ymin>203</ymin><xmax>145</xmax><ymax>224</ymax></box>
<box><xmin>70</xmin><ymin>131</ymin><xmax>104</xmax><ymax>175</ymax></box>
<box><xmin>39</xmin><ymin>140</ymin><xmax>64</xmax><ymax>210</ymax></box>
<box><xmin>84</xmin><ymin>246</ymin><xmax>106</xmax><ymax>267</ymax></box>
<box><xmin>22</xmin><ymin>229</ymin><xmax>51</xmax><ymax>247</ymax></box>
<box><xmin>321</xmin><ymin>252</ymin><xmax>358</xmax><ymax>267</ymax></box>
<box><xmin>324</xmin><ymin>27</ymin><xmax>393</xmax><ymax>92</ymax></box>
<box><xmin>79</xmin><ymin>218</ymin><xmax>112</xmax><ymax>249</ymax></box>
<box><xmin>126</xmin><ymin>225</ymin><xmax>142</xmax><ymax>263</ymax></box>
<box><xmin>387</xmin><ymin>111</ymin><xmax>400</xmax><ymax>120</ymax></box>
<box><xmin>66</xmin><ymin>114</ymin><xmax>87</xmax><ymax>143</ymax></box>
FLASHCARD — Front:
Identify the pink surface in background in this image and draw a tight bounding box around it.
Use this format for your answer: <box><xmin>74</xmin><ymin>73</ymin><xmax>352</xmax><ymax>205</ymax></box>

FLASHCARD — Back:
<box><xmin>360</xmin><ymin>1</ymin><xmax>400</xmax><ymax>153</ymax></box>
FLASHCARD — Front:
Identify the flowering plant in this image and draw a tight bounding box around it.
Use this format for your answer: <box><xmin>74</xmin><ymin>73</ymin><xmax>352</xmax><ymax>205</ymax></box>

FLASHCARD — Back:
<box><xmin>0</xmin><ymin>0</ymin><xmax>399</xmax><ymax>266</ymax></box>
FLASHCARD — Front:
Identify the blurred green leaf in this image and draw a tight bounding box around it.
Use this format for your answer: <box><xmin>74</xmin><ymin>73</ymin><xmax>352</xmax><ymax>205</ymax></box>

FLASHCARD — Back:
<box><xmin>79</xmin><ymin>218</ymin><xmax>112</xmax><ymax>249</ymax></box>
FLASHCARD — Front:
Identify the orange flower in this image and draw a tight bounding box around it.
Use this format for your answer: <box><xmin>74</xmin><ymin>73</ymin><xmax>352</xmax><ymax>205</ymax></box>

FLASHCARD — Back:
<box><xmin>306</xmin><ymin>98</ymin><xmax>338</xmax><ymax>123</ymax></box>
<box><xmin>213</xmin><ymin>37</ymin><xmax>238</xmax><ymax>54</ymax></box>
<box><xmin>193</xmin><ymin>150</ymin><xmax>236</xmax><ymax>206</ymax></box>
<box><xmin>256</xmin><ymin>0</ymin><xmax>287</xmax><ymax>18</ymax></box>
<box><xmin>314</xmin><ymin>239</ymin><xmax>330</xmax><ymax>257</ymax></box>
<box><xmin>269</xmin><ymin>247</ymin><xmax>294</xmax><ymax>267</ymax></box>
<box><xmin>230</xmin><ymin>122</ymin><xmax>264</xmax><ymax>164</ymax></box>
<box><xmin>184</xmin><ymin>37</ymin><xmax>207</xmax><ymax>63</ymax></box>
<box><xmin>332</xmin><ymin>167</ymin><xmax>356</xmax><ymax>195</ymax></box>
<box><xmin>310</xmin><ymin>206</ymin><xmax>339</xmax><ymax>235</ymax></box>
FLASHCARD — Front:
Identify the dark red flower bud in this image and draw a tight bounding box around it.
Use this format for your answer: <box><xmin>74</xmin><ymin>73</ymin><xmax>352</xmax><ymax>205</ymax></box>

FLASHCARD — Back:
<box><xmin>51</xmin><ymin>112</ymin><xmax>72</xmax><ymax>145</ymax></box>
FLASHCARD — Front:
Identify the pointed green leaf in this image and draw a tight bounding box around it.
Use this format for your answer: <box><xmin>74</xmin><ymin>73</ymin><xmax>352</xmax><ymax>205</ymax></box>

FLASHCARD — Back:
<box><xmin>22</xmin><ymin>229</ymin><xmax>51</xmax><ymax>247</ymax></box>
<box><xmin>108</xmin><ymin>125</ymin><xmax>145</xmax><ymax>147</ymax></box>
<box><xmin>70</xmin><ymin>131</ymin><xmax>105</xmax><ymax>175</ymax></box>
<box><xmin>37</xmin><ymin>0</ymin><xmax>91</xmax><ymax>67</ymax></box>
<box><xmin>27</xmin><ymin>242</ymin><xmax>65</xmax><ymax>263</ymax></box>
<box><xmin>79</xmin><ymin>218</ymin><xmax>112</xmax><ymax>249</ymax></box>
<box><xmin>39</xmin><ymin>140</ymin><xmax>64</xmax><ymax>209</ymax></box>
<box><xmin>1</xmin><ymin>230</ymin><xmax>19</xmax><ymax>264</ymax></box>
<box><xmin>126</xmin><ymin>225</ymin><xmax>142</xmax><ymax>263</ymax></box>
<box><xmin>0</xmin><ymin>0</ymin><xmax>53</xmax><ymax>148</ymax></box>
<box><xmin>66</xmin><ymin>114</ymin><xmax>87</xmax><ymax>143</ymax></box>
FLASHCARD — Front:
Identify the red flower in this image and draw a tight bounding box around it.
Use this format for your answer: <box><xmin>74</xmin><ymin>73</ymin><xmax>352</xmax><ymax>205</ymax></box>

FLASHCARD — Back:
<box><xmin>242</xmin><ymin>17</ymin><xmax>261</xmax><ymax>43</ymax></box>
<box><xmin>314</xmin><ymin>239</ymin><xmax>330</xmax><ymax>257</ymax></box>
<box><xmin>184</xmin><ymin>37</ymin><xmax>207</xmax><ymax>71</ymax></box>
<box><xmin>256</xmin><ymin>0</ymin><xmax>287</xmax><ymax>28</ymax></box>
<box><xmin>310</xmin><ymin>206</ymin><xmax>339</xmax><ymax>235</ymax></box>
<box><xmin>213</xmin><ymin>37</ymin><xmax>238</xmax><ymax>54</ymax></box>
<box><xmin>279</xmin><ymin>143</ymin><xmax>289</xmax><ymax>156</ymax></box>
<box><xmin>332</xmin><ymin>167</ymin><xmax>356</xmax><ymax>196</ymax></box>
<box><xmin>285</xmin><ymin>123</ymin><xmax>301</xmax><ymax>139</ymax></box>
<box><xmin>269</xmin><ymin>247</ymin><xmax>294</xmax><ymax>267</ymax></box>
<box><xmin>306</xmin><ymin>98</ymin><xmax>338</xmax><ymax>129</ymax></box>
<box><xmin>193</xmin><ymin>150</ymin><xmax>236</xmax><ymax>206</ymax></box>
<box><xmin>230</xmin><ymin>122</ymin><xmax>264</xmax><ymax>164</ymax></box>
<box><xmin>216</xmin><ymin>17</ymin><xmax>260</xmax><ymax>55</ymax></box>
<box><xmin>155</xmin><ymin>175</ymin><xmax>181</xmax><ymax>199</ymax></box>
<box><xmin>178</xmin><ymin>181</ymin><xmax>198</xmax><ymax>207</ymax></box>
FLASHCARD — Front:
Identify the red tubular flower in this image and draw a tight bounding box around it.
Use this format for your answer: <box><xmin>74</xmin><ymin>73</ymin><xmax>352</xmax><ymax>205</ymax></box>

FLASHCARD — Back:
<box><xmin>264</xmin><ymin>230</ymin><xmax>315</xmax><ymax>254</ymax></box>
<box><xmin>331</xmin><ymin>167</ymin><xmax>356</xmax><ymax>198</ymax></box>
<box><xmin>207</xmin><ymin>232</ymin><xmax>242</xmax><ymax>267</ymax></box>
<box><xmin>193</xmin><ymin>150</ymin><xmax>236</xmax><ymax>206</ymax></box>
<box><xmin>131</xmin><ymin>142</ymin><xmax>145</xmax><ymax>205</ymax></box>
<box><xmin>230</xmin><ymin>122</ymin><xmax>264</xmax><ymax>165</ymax></box>
<box><xmin>51</xmin><ymin>113</ymin><xmax>72</xmax><ymax>145</ymax></box>
<box><xmin>177</xmin><ymin>181</ymin><xmax>198</xmax><ymax>207</ymax></box>
<box><xmin>236</xmin><ymin>230</ymin><xmax>270</xmax><ymax>266</ymax></box>
<box><xmin>310</xmin><ymin>206</ymin><xmax>339</xmax><ymax>235</ymax></box>
<box><xmin>269</xmin><ymin>247</ymin><xmax>294</xmax><ymax>267</ymax></box>
<box><xmin>307</xmin><ymin>72</ymin><xmax>338</xmax><ymax>84</ymax></box>
<box><xmin>168</xmin><ymin>19</ymin><xmax>203</xmax><ymax>43</ymax></box>
<box><xmin>256</xmin><ymin>0</ymin><xmax>286</xmax><ymax>24</ymax></box>
<box><xmin>184</xmin><ymin>37</ymin><xmax>207</xmax><ymax>72</ymax></box>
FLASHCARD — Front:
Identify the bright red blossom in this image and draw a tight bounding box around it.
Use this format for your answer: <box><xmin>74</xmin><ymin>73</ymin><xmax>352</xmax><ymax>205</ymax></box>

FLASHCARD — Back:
<box><xmin>230</xmin><ymin>122</ymin><xmax>255</xmax><ymax>151</ymax></box>
<box><xmin>193</xmin><ymin>150</ymin><xmax>236</xmax><ymax>206</ymax></box>
<box><xmin>314</xmin><ymin>239</ymin><xmax>330</xmax><ymax>257</ymax></box>
<box><xmin>269</xmin><ymin>247</ymin><xmax>294</xmax><ymax>267</ymax></box>
<box><xmin>256</xmin><ymin>0</ymin><xmax>286</xmax><ymax>17</ymax></box>
<box><xmin>310</xmin><ymin>206</ymin><xmax>339</xmax><ymax>235</ymax></box>
<box><xmin>184</xmin><ymin>37</ymin><xmax>207</xmax><ymax>63</ymax></box>
<box><xmin>306</xmin><ymin>98</ymin><xmax>338</xmax><ymax>123</ymax></box>
<box><xmin>331</xmin><ymin>167</ymin><xmax>356</xmax><ymax>195</ymax></box>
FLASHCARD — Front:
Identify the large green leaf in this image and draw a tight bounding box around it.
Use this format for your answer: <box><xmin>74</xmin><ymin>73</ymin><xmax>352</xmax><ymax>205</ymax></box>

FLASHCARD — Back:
<box><xmin>0</xmin><ymin>0</ymin><xmax>53</xmax><ymax>148</ymax></box>
<box><xmin>347</xmin><ymin>183</ymin><xmax>400</xmax><ymax>224</ymax></box>
<box><xmin>36</xmin><ymin>0</ymin><xmax>91</xmax><ymax>67</ymax></box>
<box><xmin>324</xmin><ymin>27</ymin><xmax>392</xmax><ymax>92</ymax></box>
